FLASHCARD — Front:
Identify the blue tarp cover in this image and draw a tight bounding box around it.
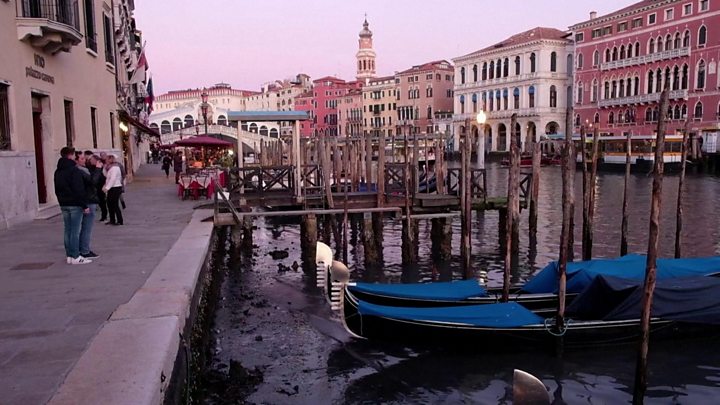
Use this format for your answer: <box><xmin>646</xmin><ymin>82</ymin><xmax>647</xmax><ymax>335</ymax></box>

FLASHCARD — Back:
<box><xmin>522</xmin><ymin>255</ymin><xmax>720</xmax><ymax>294</ymax></box>
<box><xmin>357</xmin><ymin>301</ymin><xmax>543</xmax><ymax>327</ymax></box>
<box><xmin>349</xmin><ymin>279</ymin><xmax>487</xmax><ymax>301</ymax></box>
<box><xmin>567</xmin><ymin>275</ymin><xmax>720</xmax><ymax>324</ymax></box>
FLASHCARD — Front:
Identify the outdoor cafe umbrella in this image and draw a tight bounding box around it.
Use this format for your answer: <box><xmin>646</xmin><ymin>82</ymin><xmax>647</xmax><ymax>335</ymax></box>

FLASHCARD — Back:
<box><xmin>173</xmin><ymin>135</ymin><xmax>233</xmax><ymax>147</ymax></box>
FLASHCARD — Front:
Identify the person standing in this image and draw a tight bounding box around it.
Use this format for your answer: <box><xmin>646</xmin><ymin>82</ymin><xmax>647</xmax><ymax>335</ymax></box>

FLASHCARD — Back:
<box><xmin>103</xmin><ymin>154</ymin><xmax>124</xmax><ymax>225</ymax></box>
<box><xmin>75</xmin><ymin>152</ymin><xmax>101</xmax><ymax>259</ymax></box>
<box><xmin>173</xmin><ymin>151</ymin><xmax>183</xmax><ymax>184</ymax></box>
<box><xmin>162</xmin><ymin>154</ymin><xmax>172</xmax><ymax>178</ymax></box>
<box><xmin>54</xmin><ymin>147</ymin><xmax>93</xmax><ymax>265</ymax></box>
<box><xmin>86</xmin><ymin>151</ymin><xmax>107</xmax><ymax>221</ymax></box>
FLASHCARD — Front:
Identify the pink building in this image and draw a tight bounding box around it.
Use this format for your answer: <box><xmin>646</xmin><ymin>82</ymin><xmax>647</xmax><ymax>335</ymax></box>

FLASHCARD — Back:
<box><xmin>310</xmin><ymin>76</ymin><xmax>361</xmax><ymax>136</ymax></box>
<box><xmin>294</xmin><ymin>91</ymin><xmax>314</xmax><ymax>137</ymax></box>
<box><xmin>396</xmin><ymin>60</ymin><xmax>455</xmax><ymax>136</ymax></box>
<box><xmin>571</xmin><ymin>0</ymin><xmax>720</xmax><ymax>146</ymax></box>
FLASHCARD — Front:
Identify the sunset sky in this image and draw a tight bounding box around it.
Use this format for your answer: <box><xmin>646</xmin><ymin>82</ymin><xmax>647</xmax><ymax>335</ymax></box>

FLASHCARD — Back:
<box><xmin>134</xmin><ymin>0</ymin><xmax>635</xmax><ymax>94</ymax></box>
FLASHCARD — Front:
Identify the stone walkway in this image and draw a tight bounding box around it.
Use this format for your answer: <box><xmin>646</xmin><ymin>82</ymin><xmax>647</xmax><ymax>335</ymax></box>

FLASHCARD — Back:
<box><xmin>0</xmin><ymin>164</ymin><xmax>197</xmax><ymax>405</ymax></box>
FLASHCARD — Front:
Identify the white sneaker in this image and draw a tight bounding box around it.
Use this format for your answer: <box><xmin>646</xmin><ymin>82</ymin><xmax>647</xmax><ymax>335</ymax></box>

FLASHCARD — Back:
<box><xmin>68</xmin><ymin>256</ymin><xmax>93</xmax><ymax>265</ymax></box>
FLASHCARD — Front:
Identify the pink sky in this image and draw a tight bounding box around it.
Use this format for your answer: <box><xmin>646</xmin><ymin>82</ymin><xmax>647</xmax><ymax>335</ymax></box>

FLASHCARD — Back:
<box><xmin>134</xmin><ymin>0</ymin><xmax>634</xmax><ymax>95</ymax></box>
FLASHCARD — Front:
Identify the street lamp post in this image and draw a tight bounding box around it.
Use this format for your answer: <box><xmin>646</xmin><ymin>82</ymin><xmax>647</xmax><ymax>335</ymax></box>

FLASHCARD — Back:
<box><xmin>200</xmin><ymin>89</ymin><xmax>210</xmax><ymax>138</ymax></box>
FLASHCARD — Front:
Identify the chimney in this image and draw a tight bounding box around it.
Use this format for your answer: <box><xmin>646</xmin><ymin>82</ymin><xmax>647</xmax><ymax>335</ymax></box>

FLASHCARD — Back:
<box><xmin>590</xmin><ymin>11</ymin><xmax>597</xmax><ymax>20</ymax></box>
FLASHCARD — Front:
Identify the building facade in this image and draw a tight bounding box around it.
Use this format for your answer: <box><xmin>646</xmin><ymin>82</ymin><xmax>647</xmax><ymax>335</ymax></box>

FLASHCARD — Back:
<box><xmin>1</xmin><ymin>0</ymin><xmax>137</xmax><ymax>228</ymax></box>
<box><xmin>453</xmin><ymin>27</ymin><xmax>573</xmax><ymax>153</ymax></box>
<box><xmin>396</xmin><ymin>60</ymin><xmax>455</xmax><ymax>138</ymax></box>
<box><xmin>338</xmin><ymin>88</ymin><xmax>363</xmax><ymax>137</ymax></box>
<box><xmin>294</xmin><ymin>91</ymin><xmax>314</xmax><ymax>137</ymax></box>
<box><xmin>310</xmin><ymin>76</ymin><xmax>360</xmax><ymax>136</ymax></box>
<box><xmin>570</xmin><ymin>0</ymin><xmax>720</xmax><ymax>149</ymax></box>
<box><xmin>362</xmin><ymin>75</ymin><xmax>397</xmax><ymax>138</ymax></box>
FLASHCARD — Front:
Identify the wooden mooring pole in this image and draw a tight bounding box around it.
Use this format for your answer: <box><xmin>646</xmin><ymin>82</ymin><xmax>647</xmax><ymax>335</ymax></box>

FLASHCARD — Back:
<box><xmin>633</xmin><ymin>85</ymin><xmax>669</xmax><ymax>405</ymax></box>
<box><xmin>621</xmin><ymin>132</ymin><xmax>631</xmax><ymax>256</ymax></box>
<box><xmin>580</xmin><ymin>126</ymin><xmax>589</xmax><ymax>259</ymax></box>
<box><xmin>583</xmin><ymin>127</ymin><xmax>600</xmax><ymax>260</ymax></box>
<box><xmin>529</xmin><ymin>143</ymin><xmax>541</xmax><ymax>237</ymax></box>
<box><xmin>675</xmin><ymin>121</ymin><xmax>689</xmax><ymax>258</ymax></box>
<box><xmin>300</xmin><ymin>213</ymin><xmax>318</xmax><ymax>274</ymax></box>
<box><xmin>460</xmin><ymin>125</ymin><xmax>472</xmax><ymax>274</ymax></box>
<box><xmin>503</xmin><ymin>114</ymin><xmax>520</xmax><ymax>302</ymax></box>
<box><xmin>557</xmin><ymin>108</ymin><xmax>576</xmax><ymax>333</ymax></box>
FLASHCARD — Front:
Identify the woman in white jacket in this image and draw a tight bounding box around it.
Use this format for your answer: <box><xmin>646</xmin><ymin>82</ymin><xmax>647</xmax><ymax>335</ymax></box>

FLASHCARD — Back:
<box><xmin>102</xmin><ymin>154</ymin><xmax>124</xmax><ymax>225</ymax></box>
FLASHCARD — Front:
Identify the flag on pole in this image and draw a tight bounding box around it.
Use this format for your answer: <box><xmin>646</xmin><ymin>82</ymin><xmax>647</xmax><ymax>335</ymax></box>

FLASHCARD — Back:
<box><xmin>145</xmin><ymin>74</ymin><xmax>154</xmax><ymax>113</ymax></box>
<box><xmin>129</xmin><ymin>42</ymin><xmax>148</xmax><ymax>85</ymax></box>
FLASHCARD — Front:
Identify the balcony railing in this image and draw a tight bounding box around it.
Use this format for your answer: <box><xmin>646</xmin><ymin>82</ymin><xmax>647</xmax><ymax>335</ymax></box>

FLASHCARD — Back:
<box><xmin>20</xmin><ymin>0</ymin><xmax>81</xmax><ymax>31</ymax></box>
<box><xmin>17</xmin><ymin>0</ymin><xmax>82</xmax><ymax>53</ymax></box>
<box><xmin>600</xmin><ymin>47</ymin><xmax>690</xmax><ymax>71</ymax></box>
<box><xmin>598</xmin><ymin>89</ymin><xmax>688</xmax><ymax>108</ymax></box>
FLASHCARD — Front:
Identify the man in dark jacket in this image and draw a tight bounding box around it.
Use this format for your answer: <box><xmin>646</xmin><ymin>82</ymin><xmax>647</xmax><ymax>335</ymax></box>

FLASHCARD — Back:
<box><xmin>54</xmin><ymin>146</ymin><xmax>92</xmax><ymax>265</ymax></box>
<box><xmin>76</xmin><ymin>152</ymin><xmax>101</xmax><ymax>259</ymax></box>
<box><xmin>173</xmin><ymin>151</ymin><xmax>183</xmax><ymax>184</ymax></box>
<box><xmin>85</xmin><ymin>150</ymin><xmax>107</xmax><ymax>221</ymax></box>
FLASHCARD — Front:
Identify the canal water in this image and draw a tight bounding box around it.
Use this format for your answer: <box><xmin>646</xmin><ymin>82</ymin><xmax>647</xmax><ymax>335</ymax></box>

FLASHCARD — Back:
<box><xmin>200</xmin><ymin>162</ymin><xmax>720</xmax><ymax>404</ymax></box>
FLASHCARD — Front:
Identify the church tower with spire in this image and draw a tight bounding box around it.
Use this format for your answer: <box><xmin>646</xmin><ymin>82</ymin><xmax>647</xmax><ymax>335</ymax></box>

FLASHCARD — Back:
<box><xmin>356</xmin><ymin>17</ymin><xmax>376</xmax><ymax>81</ymax></box>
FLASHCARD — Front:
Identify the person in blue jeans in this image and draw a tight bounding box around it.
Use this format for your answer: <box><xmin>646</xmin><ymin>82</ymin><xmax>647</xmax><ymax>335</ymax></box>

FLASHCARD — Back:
<box><xmin>54</xmin><ymin>147</ymin><xmax>93</xmax><ymax>265</ymax></box>
<box><xmin>76</xmin><ymin>151</ymin><xmax>101</xmax><ymax>259</ymax></box>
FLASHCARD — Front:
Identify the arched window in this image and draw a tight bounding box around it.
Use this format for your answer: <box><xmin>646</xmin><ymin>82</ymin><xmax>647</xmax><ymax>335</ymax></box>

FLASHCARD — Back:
<box><xmin>605</xmin><ymin>48</ymin><xmax>611</xmax><ymax>62</ymax></box>
<box><xmin>358</xmin><ymin>61</ymin><xmax>361</xmax><ymax>70</ymax></box>
<box><xmin>593</xmin><ymin>50</ymin><xmax>599</xmax><ymax>66</ymax></box>
<box><xmin>184</xmin><ymin>114</ymin><xmax>194</xmax><ymax>128</ymax></box>
<box><xmin>591</xmin><ymin>79</ymin><xmax>598</xmax><ymax>102</ymax></box>
<box><xmin>635</xmin><ymin>42</ymin><xmax>640</xmax><ymax>57</ymax></box>
<box><xmin>627</xmin><ymin>44</ymin><xmax>633</xmax><ymax>58</ymax></box>
<box><xmin>489</xmin><ymin>61</ymin><xmax>495</xmax><ymax>79</ymax></box>
<box><xmin>695</xmin><ymin>101</ymin><xmax>704</xmax><ymax>118</ymax></box>
<box><xmin>699</xmin><ymin>25</ymin><xmax>707</xmax><ymax>46</ymax></box>
<box><xmin>656</xmin><ymin>68</ymin><xmax>662</xmax><ymax>92</ymax></box>
<box><xmin>681</xmin><ymin>104</ymin><xmax>688</xmax><ymax>118</ymax></box>
<box><xmin>269</xmin><ymin>128</ymin><xmax>279</xmax><ymax>138</ymax></box>
<box><xmin>460</xmin><ymin>67</ymin><xmax>466</xmax><ymax>84</ymax></box>
<box><xmin>594</xmin><ymin>112</ymin><xmax>600</xmax><ymax>124</ymax></box>
<box><xmin>259</xmin><ymin>126</ymin><xmax>269</xmax><ymax>136</ymax></box>
<box><xmin>513</xmin><ymin>87</ymin><xmax>520</xmax><ymax>109</ymax></box>
<box><xmin>473</xmin><ymin>64</ymin><xmax>478</xmax><ymax>82</ymax></box>
<box><xmin>217</xmin><ymin>115</ymin><xmax>227</xmax><ymax>126</ymax></box>
<box><xmin>471</xmin><ymin>93</ymin><xmax>477</xmax><ymax>112</ymax></box>
<box><xmin>626</xmin><ymin>77</ymin><xmax>632</xmax><ymax>96</ymax></box>
<box><xmin>611</xmin><ymin>80</ymin><xmax>617</xmax><ymax>98</ymax></box>
<box><xmin>503</xmin><ymin>58</ymin><xmax>509</xmax><ymax>77</ymax></box>
<box><xmin>609</xmin><ymin>111</ymin><xmax>615</xmax><ymax>124</ymax></box>
<box><xmin>672</xmin><ymin>66</ymin><xmax>680</xmax><ymax>90</ymax></box>
<box><xmin>648</xmin><ymin>70</ymin><xmax>654</xmax><ymax>94</ymax></box>
<box><xmin>575</xmin><ymin>114</ymin><xmax>581</xmax><ymax>126</ymax></box>
<box><xmin>657</xmin><ymin>36</ymin><xmax>664</xmax><ymax>53</ymax></box>
<box><xmin>172</xmin><ymin>118</ymin><xmax>183</xmax><ymax>131</ymax></box>
<box><xmin>550</xmin><ymin>85</ymin><xmax>558</xmax><ymax>107</ymax></box>
<box><xmin>653</xmin><ymin>107</ymin><xmax>659</xmax><ymax>122</ymax></box>
<box><xmin>645</xmin><ymin>108</ymin><xmax>653</xmax><ymax>122</ymax></box>
<box><xmin>160</xmin><ymin>120</ymin><xmax>171</xmax><ymax>134</ymax></box>
<box><xmin>620</xmin><ymin>45</ymin><xmax>626</xmax><ymax>59</ymax></box>
<box><xmin>665</xmin><ymin>34</ymin><xmax>672</xmax><ymax>50</ymax></box>
<box><xmin>577</xmin><ymin>53</ymin><xmax>584</xmax><ymax>69</ymax></box>
<box><xmin>619</xmin><ymin>79</ymin><xmax>625</xmax><ymax>98</ymax></box>
<box><xmin>496</xmin><ymin>59</ymin><xmax>502</xmax><ymax>78</ymax></box>
<box><xmin>528</xmin><ymin>85</ymin><xmax>536</xmax><ymax>108</ymax></box>
<box><xmin>567</xmin><ymin>54</ymin><xmax>574</xmax><ymax>74</ymax></box>
<box><xmin>550</xmin><ymin>51</ymin><xmax>557</xmax><ymax>72</ymax></box>
<box><xmin>634</xmin><ymin>77</ymin><xmax>640</xmax><ymax>95</ymax></box>
<box><xmin>427</xmin><ymin>105</ymin><xmax>433</xmax><ymax>119</ymax></box>
<box><xmin>604</xmin><ymin>81</ymin><xmax>610</xmax><ymax>99</ymax></box>
<box><xmin>674</xmin><ymin>32</ymin><xmax>681</xmax><ymax>49</ymax></box>
<box><xmin>697</xmin><ymin>60</ymin><xmax>706</xmax><ymax>89</ymax></box>
<box><xmin>459</xmin><ymin>94</ymin><xmax>465</xmax><ymax>114</ymax></box>
<box><xmin>249</xmin><ymin>123</ymin><xmax>258</xmax><ymax>133</ymax></box>
<box><xmin>482</xmin><ymin>62</ymin><xmax>487</xmax><ymax>80</ymax></box>
<box><xmin>503</xmin><ymin>88</ymin><xmax>509</xmax><ymax>110</ymax></box>
<box><xmin>682</xmin><ymin>64</ymin><xmax>689</xmax><ymax>89</ymax></box>
<box><xmin>481</xmin><ymin>92</ymin><xmax>487</xmax><ymax>110</ymax></box>
<box><xmin>674</xmin><ymin>105</ymin><xmax>681</xmax><ymax>120</ymax></box>
<box><xmin>514</xmin><ymin>56</ymin><xmax>521</xmax><ymax>75</ymax></box>
<box><xmin>495</xmin><ymin>90</ymin><xmax>501</xmax><ymax>111</ymax></box>
<box><xmin>530</xmin><ymin>53</ymin><xmax>536</xmax><ymax>73</ymax></box>
<box><xmin>683</xmin><ymin>30</ymin><xmax>691</xmax><ymax>47</ymax></box>
<box><xmin>612</xmin><ymin>47</ymin><xmax>618</xmax><ymax>61</ymax></box>
<box><xmin>649</xmin><ymin>38</ymin><xmax>655</xmax><ymax>54</ymax></box>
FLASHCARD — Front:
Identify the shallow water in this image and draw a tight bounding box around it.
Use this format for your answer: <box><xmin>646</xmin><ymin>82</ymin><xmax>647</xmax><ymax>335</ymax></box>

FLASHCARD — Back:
<box><xmin>201</xmin><ymin>162</ymin><xmax>720</xmax><ymax>404</ymax></box>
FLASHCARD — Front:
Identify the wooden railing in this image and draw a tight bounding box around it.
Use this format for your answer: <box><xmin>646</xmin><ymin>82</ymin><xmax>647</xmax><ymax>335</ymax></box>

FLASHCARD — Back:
<box><xmin>228</xmin><ymin>166</ymin><xmax>294</xmax><ymax>195</ymax></box>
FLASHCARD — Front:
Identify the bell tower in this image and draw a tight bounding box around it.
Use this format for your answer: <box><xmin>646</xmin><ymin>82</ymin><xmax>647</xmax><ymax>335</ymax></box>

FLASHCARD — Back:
<box><xmin>356</xmin><ymin>17</ymin><xmax>376</xmax><ymax>81</ymax></box>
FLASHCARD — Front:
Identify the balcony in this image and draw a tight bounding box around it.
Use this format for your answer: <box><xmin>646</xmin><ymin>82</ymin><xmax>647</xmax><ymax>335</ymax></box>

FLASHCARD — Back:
<box><xmin>600</xmin><ymin>47</ymin><xmax>690</xmax><ymax>71</ymax></box>
<box><xmin>598</xmin><ymin>89</ymin><xmax>688</xmax><ymax>108</ymax></box>
<box><xmin>16</xmin><ymin>0</ymin><xmax>82</xmax><ymax>54</ymax></box>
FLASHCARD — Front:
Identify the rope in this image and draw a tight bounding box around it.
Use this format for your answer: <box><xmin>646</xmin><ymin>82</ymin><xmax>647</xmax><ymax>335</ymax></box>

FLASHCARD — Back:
<box><xmin>544</xmin><ymin>317</ymin><xmax>570</xmax><ymax>337</ymax></box>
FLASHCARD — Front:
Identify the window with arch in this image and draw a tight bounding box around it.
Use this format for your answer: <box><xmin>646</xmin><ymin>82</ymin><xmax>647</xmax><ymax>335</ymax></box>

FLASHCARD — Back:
<box><xmin>503</xmin><ymin>88</ymin><xmax>509</xmax><ymax>110</ymax></box>
<box><xmin>649</xmin><ymin>38</ymin><xmax>655</xmax><ymax>53</ymax></box>
<box><xmin>634</xmin><ymin>76</ymin><xmax>640</xmax><ymax>95</ymax></box>
<box><xmin>482</xmin><ymin>62</ymin><xmax>487</xmax><ymax>80</ymax></box>
<box><xmin>530</xmin><ymin>53</ymin><xmax>536</xmax><ymax>73</ymax></box>
<box><xmin>184</xmin><ymin>114</ymin><xmax>194</xmax><ymax>128</ymax></box>
<box><xmin>672</xmin><ymin>66</ymin><xmax>680</xmax><ymax>90</ymax></box>
<box><xmin>605</xmin><ymin>48</ymin><xmax>611</xmax><ymax>62</ymax></box>
<box><xmin>674</xmin><ymin>32</ymin><xmax>681</xmax><ymax>49</ymax></box>
<box><xmin>695</xmin><ymin>101</ymin><xmax>704</xmax><ymax>118</ymax></box>
<box><xmin>612</xmin><ymin>47</ymin><xmax>618</xmax><ymax>61</ymax></box>
<box><xmin>682</xmin><ymin>64</ymin><xmax>689</xmax><ymax>89</ymax></box>
<box><xmin>665</xmin><ymin>34</ymin><xmax>672</xmax><ymax>50</ymax></box>
<box><xmin>657</xmin><ymin>36</ymin><xmax>664</xmax><ymax>53</ymax></box>
<box><xmin>496</xmin><ymin>59</ymin><xmax>502</xmax><ymax>78</ymax></box>
<box><xmin>611</xmin><ymin>80</ymin><xmax>617</xmax><ymax>98</ymax></box>
<box><xmin>161</xmin><ymin>120</ymin><xmax>171</xmax><ymax>134</ymax></box>
<box><xmin>503</xmin><ymin>58</ymin><xmax>509</xmax><ymax>77</ymax></box>
<box><xmin>697</xmin><ymin>60</ymin><xmax>706</xmax><ymax>89</ymax></box>
<box><xmin>648</xmin><ymin>70</ymin><xmax>655</xmax><ymax>93</ymax></box>
<box><xmin>681</xmin><ymin>104</ymin><xmax>688</xmax><ymax>118</ymax></box>
<box><xmin>609</xmin><ymin>111</ymin><xmax>615</xmax><ymax>124</ymax></box>
<box><xmin>645</xmin><ymin>108</ymin><xmax>653</xmax><ymax>122</ymax></box>
<box><xmin>550</xmin><ymin>52</ymin><xmax>557</xmax><ymax>72</ymax></box>
<box><xmin>591</xmin><ymin>79</ymin><xmax>598</xmax><ymax>102</ymax></box>
<box><xmin>674</xmin><ymin>105</ymin><xmax>681</xmax><ymax>120</ymax></box>
<box><xmin>513</xmin><ymin>87</ymin><xmax>520</xmax><ymax>109</ymax></box>
<box><xmin>567</xmin><ymin>54</ymin><xmax>573</xmax><ymax>74</ymax></box>
<box><xmin>472</xmin><ymin>93</ymin><xmax>477</xmax><ymax>112</ymax></box>
<box><xmin>459</xmin><ymin>94</ymin><xmax>465</xmax><ymax>114</ymax></box>
<box><xmin>619</xmin><ymin>79</ymin><xmax>625</xmax><ymax>97</ymax></box>
<box><xmin>473</xmin><ymin>65</ymin><xmax>478</xmax><ymax>82</ymax></box>
<box><xmin>576</xmin><ymin>83</ymin><xmax>583</xmax><ymax>103</ymax></box>
<box><xmin>604</xmin><ymin>81</ymin><xmax>610</xmax><ymax>99</ymax></box>
<box><xmin>699</xmin><ymin>25</ymin><xmax>707</xmax><ymax>46</ymax></box>
<box><xmin>514</xmin><ymin>56</ymin><xmax>520</xmax><ymax>75</ymax></box>
<box><xmin>683</xmin><ymin>30</ymin><xmax>690</xmax><ymax>47</ymax></box>
<box><xmin>627</xmin><ymin>44</ymin><xmax>633</xmax><ymax>58</ymax></box>
<box><xmin>460</xmin><ymin>67</ymin><xmax>466</xmax><ymax>84</ymax></box>
<box><xmin>594</xmin><ymin>112</ymin><xmax>600</xmax><ymax>124</ymax></box>
<box><xmin>217</xmin><ymin>115</ymin><xmax>227</xmax><ymax>126</ymax></box>
<box><xmin>575</xmin><ymin>114</ymin><xmax>581</xmax><ymax>126</ymax></box>
<box><xmin>427</xmin><ymin>106</ymin><xmax>432</xmax><ymax>119</ymax></box>
<box><xmin>495</xmin><ymin>90</ymin><xmax>501</xmax><ymax>111</ymax></box>
<box><xmin>620</xmin><ymin>45</ymin><xmax>626</xmax><ymax>59</ymax></box>
<box><xmin>489</xmin><ymin>61</ymin><xmax>495</xmax><ymax>79</ymax></box>
<box><xmin>172</xmin><ymin>118</ymin><xmax>183</xmax><ymax>131</ymax></box>
<box><xmin>635</xmin><ymin>42</ymin><xmax>640</xmax><ymax>57</ymax></box>
<box><xmin>593</xmin><ymin>50</ymin><xmax>599</xmax><ymax>66</ymax></box>
<box><xmin>656</xmin><ymin>68</ymin><xmax>662</xmax><ymax>92</ymax></box>
<box><xmin>528</xmin><ymin>86</ymin><xmax>536</xmax><ymax>108</ymax></box>
<box><xmin>550</xmin><ymin>85</ymin><xmax>558</xmax><ymax>107</ymax></box>
<box><xmin>426</xmin><ymin>86</ymin><xmax>433</xmax><ymax>97</ymax></box>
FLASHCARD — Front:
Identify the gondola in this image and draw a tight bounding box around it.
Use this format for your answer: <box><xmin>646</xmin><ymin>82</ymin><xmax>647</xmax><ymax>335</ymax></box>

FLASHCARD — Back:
<box><xmin>318</xmin><ymin>249</ymin><xmax>720</xmax><ymax>311</ymax></box>
<box><xmin>340</xmin><ymin>274</ymin><xmax>720</xmax><ymax>347</ymax></box>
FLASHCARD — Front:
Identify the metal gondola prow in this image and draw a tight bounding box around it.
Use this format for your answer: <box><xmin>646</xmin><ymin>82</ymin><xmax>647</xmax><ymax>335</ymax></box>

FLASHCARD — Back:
<box><xmin>316</xmin><ymin>241</ymin><xmax>333</xmax><ymax>288</ymax></box>
<box><xmin>330</xmin><ymin>260</ymin><xmax>351</xmax><ymax>311</ymax></box>
<box><xmin>513</xmin><ymin>369</ymin><xmax>550</xmax><ymax>405</ymax></box>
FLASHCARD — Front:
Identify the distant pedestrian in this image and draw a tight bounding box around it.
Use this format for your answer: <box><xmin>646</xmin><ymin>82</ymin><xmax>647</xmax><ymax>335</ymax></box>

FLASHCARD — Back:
<box><xmin>161</xmin><ymin>154</ymin><xmax>172</xmax><ymax>178</ymax></box>
<box><xmin>76</xmin><ymin>152</ymin><xmax>100</xmax><ymax>259</ymax></box>
<box><xmin>173</xmin><ymin>151</ymin><xmax>183</xmax><ymax>184</ymax></box>
<box><xmin>103</xmin><ymin>154</ymin><xmax>124</xmax><ymax>226</ymax></box>
<box><xmin>54</xmin><ymin>147</ymin><xmax>93</xmax><ymax>265</ymax></box>
<box><xmin>85</xmin><ymin>151</ymin><xmax>107</xmax><ymax>221</ymax></box>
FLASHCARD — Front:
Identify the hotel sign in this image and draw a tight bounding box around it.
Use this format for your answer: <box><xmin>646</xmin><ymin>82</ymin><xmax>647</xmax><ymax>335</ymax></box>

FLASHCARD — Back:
<box><xmin>26</xmin><ymin>54</ymin><xmax>55</xmax><ymax>84</ymax></box>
